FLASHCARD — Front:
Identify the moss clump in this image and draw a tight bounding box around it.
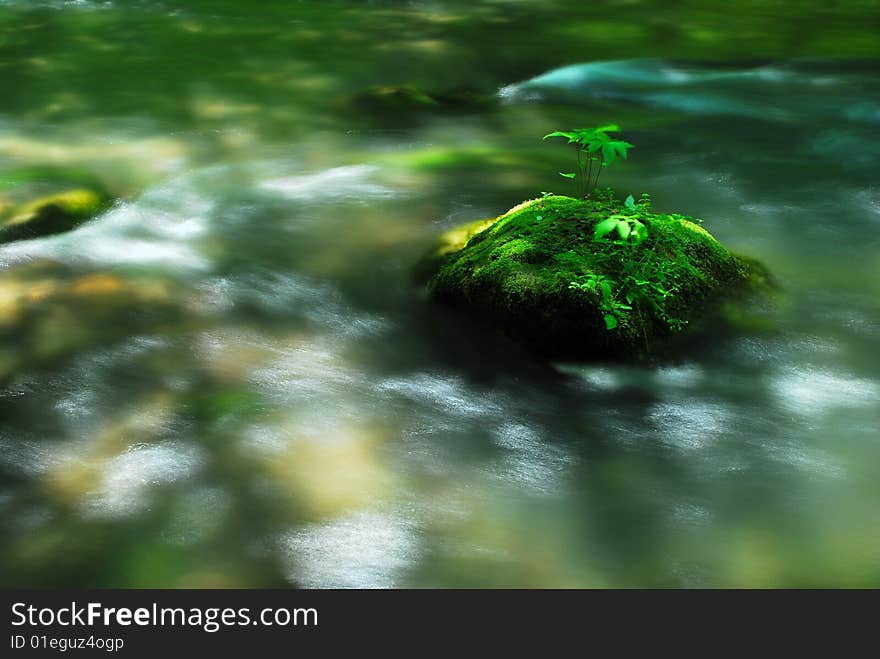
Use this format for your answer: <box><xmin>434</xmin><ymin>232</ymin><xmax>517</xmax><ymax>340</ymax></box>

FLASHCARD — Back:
<box><xmin>0</xmin><ymin>188</ymin><xmax>108</xmax><ymax>244</ymax></box>
<box><xmin>428</xmin><ymin>190</ymin><xmax>768</xmax><ymax>360</ymax></box>
<box><xmin>414</xmin><ymin>216</ymin><xmax>497</xmax><ymax>283</ymax></box>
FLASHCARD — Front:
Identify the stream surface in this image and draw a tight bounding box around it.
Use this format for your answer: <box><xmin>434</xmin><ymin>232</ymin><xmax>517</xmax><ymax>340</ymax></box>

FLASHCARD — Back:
<box><xmin>1</xmin><ymin>0</ymin><xmax>879</xmax><ymax>587</ymax></box>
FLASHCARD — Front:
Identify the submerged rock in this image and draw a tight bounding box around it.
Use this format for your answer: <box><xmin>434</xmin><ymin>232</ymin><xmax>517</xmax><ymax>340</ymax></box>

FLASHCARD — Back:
<box><xmin>0</xmin><ymin>262</ymin><xmax>179</xmax><ymax>381</ymax></box>
<box><xmin>0</xmin><ymin>188</ymin><xmax>108</xmax><ymax>244</ymax></box>
<box><xmin>350</xmin><ymin>85</ymin><xmax>497</xmax><ymax>121</ymax></box>
<box><xmin>428</xmin><ymin>191</ymin><xmax>770</xmax><ymax>361</ymax></box>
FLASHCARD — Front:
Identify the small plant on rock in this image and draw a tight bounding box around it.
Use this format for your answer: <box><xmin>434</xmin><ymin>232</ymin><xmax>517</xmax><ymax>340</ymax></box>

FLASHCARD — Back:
<box><xmin>568</xmin><ymin>191</ymin><xmax>687</xmax><ymax>337</ymax></box>
<box><xmin>593</xmin><ymin>195</ymin><xmax>648</xmax><ymax>246</ymax></box>
<box><xmin>569</xmin><ymin>273</ymin><xmax>631</xmax><ymax>330</ymax></box>
<box><xmin>543</xmin><ymin>125</ymin><xmax>633</xmax><ymax>198</ymax></box>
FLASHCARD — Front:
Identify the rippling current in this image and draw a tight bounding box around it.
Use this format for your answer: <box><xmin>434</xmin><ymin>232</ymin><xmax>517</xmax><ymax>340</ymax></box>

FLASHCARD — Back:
<box><xmin>0</xmin><ymin>1</ymin><xmax>878</xmax><ymax>587</ymax></box>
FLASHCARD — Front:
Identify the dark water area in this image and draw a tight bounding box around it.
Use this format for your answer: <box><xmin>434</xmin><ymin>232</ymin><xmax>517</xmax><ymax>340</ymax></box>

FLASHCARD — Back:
<box><xmin>0</xmin><ymin>1</ymin><xmax>878</xmax><ymax>587</ymax></box>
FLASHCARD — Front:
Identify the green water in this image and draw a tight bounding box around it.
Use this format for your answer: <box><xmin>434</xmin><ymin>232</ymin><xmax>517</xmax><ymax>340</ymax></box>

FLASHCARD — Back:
<box><xmin>1</xmin><ymin>0</ymin><xmax>879</xmax><ymax>587</ymax></box>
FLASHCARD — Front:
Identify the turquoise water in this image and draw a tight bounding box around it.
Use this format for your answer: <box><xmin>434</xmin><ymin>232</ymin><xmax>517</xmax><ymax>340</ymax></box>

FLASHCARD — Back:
<box><xmin>0</xmin><ymin>1</ymin><xmax>879</xmax><ymax>587</ymax></box>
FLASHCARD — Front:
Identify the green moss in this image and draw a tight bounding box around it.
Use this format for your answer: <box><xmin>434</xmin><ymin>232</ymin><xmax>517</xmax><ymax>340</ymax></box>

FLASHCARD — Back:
<box><xmin>10</xmin><ymin>189</ymin><xmax>105</xmax><ymax>221</ymax></box>
<box><xmin>429</xmin><ymin>191</ymin><xmax>768</xmax><ymax>360</ymax></box>
<box><xmin>413</xmin><ymin>216</ymin><xmax>497</xmax><ymax>283</ymax></box>
<box><xmin>0</xmin><ymin>188</ymin><xmax>108</xmax><ymax>244</ymax></box>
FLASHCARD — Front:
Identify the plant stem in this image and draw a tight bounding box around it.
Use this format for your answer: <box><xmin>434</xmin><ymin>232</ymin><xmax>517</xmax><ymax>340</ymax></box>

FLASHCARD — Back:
<box><xmin>575</xmin><ymin>146</ymin><xmax>584</xmax><ymax>198</ymax></box>
<box><xmin>593</xmin><ymin>154</ymin><xmax>604</xmax><ymax>191</ymax></box>
<box><xmin>585</xmin><ymin>153</ymin><xmax>593</xmax><ymax>198</ymax></box>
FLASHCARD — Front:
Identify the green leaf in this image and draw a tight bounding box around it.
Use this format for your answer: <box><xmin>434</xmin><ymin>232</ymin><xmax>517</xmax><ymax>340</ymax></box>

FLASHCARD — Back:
<box><xmin>593</xmin><ymin>218</ymin><xmax>618</xmax><ymax>240</ymax></box>
<box><xmin>602</xmin><ymin>142</ymin><xmax>619</xmax><ymax>165</ymax></box>
<box><xmin>598</xmin><ymin>280</ymin><xmax>612</xmax><ymax>300</ymax></box>
<box><xmin>602</xmin><ymin>140</ymin><xmax>633</xmax><ymax>165</ymax></box>
<box><xmin>624</xmin><ymin>195</ymin><xmax>636</xmax><ymax>210</ymax></box>
<box><xmin>558</xmin><ymin>172</ymin><xmax>576</xmax><ymax>179</ymax></box>
<box><xmin>543</xmin><ymin>131</ymin><xmax>577</xmax><ymax>142</ymax></box>
<box><xmin>616</xmin><ymin>221</ymin><xmax>631</xmax><ymax>240</ymax></box>
<box><xmin>604</xmin><ymin>314</ymin><xmax>619</xmax><ymax>330</ymax></box>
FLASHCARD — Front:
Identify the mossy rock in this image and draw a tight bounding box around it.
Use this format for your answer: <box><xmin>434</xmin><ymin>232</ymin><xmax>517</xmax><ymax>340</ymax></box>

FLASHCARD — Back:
<box><xmin>0</xmin><ymin>188</ymin><xmax>109</xmax><ymax>244</ymax></box>
<box><xmin>428</xmin><ymin>191</ymin><xmax>771</xmax><ymax>361</ymax></box>
<box><xmin>414</xmin><ymin>216</ymin><xmax>497</xmax><ymax>283</ymax></box>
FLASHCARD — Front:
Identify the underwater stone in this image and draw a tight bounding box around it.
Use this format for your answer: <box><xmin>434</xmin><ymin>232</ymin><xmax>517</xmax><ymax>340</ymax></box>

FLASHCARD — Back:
<box><xmin>351</xmin><ymin>85</ymin><xmax>497</xmax><ymax>119</ymax></box>
<box><xmin>0</xmin><ymin>262</ymin><xmax>179</xmax><ymax>381</ymax></box>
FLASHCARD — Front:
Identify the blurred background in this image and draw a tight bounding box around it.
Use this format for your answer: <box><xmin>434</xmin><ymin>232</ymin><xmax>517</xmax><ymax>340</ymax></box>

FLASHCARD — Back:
<box><xmin>0</xmin><ymin>0</ymin><xmax>878</xmax><ymax>587</ymax></box>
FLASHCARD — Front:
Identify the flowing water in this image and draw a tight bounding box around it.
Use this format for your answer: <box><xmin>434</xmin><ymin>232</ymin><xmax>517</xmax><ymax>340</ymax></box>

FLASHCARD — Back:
<box><xmin>1</xmin><ymin>1</ymin><xmax>879</xmax><ymax>587</ymax></box>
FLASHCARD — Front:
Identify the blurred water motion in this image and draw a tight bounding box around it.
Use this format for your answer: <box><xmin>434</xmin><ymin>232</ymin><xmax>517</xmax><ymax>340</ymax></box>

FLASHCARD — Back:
<box><xmin>0</xmin><ymin>0</ymin><xmax>879</xmax><ymax>587</ymax></box>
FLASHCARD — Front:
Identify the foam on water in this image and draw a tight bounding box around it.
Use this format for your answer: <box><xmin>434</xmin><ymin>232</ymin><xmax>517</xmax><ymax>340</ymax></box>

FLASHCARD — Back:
<box><xmin>647</xmin><ymin>400</ymin><xmax>733</xmax><ymax>451</ymax></box>
<box><xmin>487</xmin><ymin>422</ymin><xmax>574</xmax><ymax>496</ymax></box>
<box><xmin>0</xmin><ymin>160</ymin><xmax>402</xmax><ymax>274</ymax></box>
<box><xmin>279</xmin><ymin>509</ymin><xmax>419</xmax><ymax>588</ymax></box>
<box><xmin>0</xmin><ymin>187</ymin><xmax>211</xmax><ymax>271</ymax></box>
<box><xmin>378</xmin><ymin>373</ymin><xmax>504</xmax><ymax>419</ymax></box>
<box><xmin>501</xmin><ymin>58</ymin><xmax>880</xmax><ymax>127</ymax></box>
<box><xmin>260</xmin><ymin>165</ymin><xmax>397</xmax><ymax>201</ymax></box>
<box><xmin>77</xmin><ymin>442</ymin><xmax>205</xmax><ymax>519</ymax></box>
<box><xmin>771</xmin><ymin>367</ymin><xmax>880</xmax><ymax>417</ymax></box>
<box><xmin>0</xmin><ymin>432</ymin><xmax>55</xmax><ymax>476</ymax></box>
